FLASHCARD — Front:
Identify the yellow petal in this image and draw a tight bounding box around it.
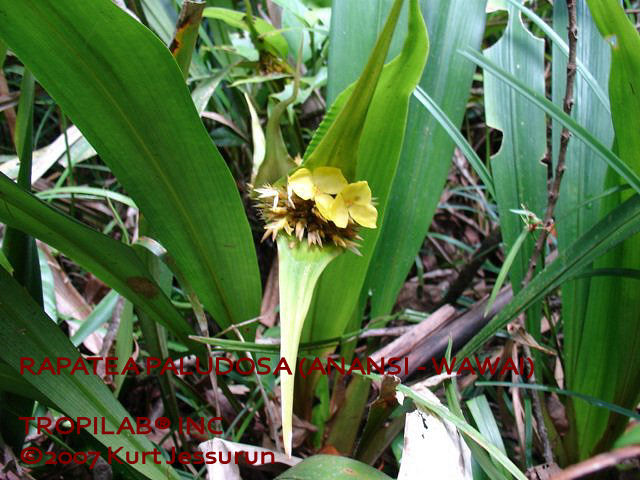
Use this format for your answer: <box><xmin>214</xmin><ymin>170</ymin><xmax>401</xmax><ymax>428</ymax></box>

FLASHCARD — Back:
<box><xmin>287</xmin><ymin>168</ymin><xmax>314</xmax><ymax>200</ymax></box>
<box><xmin>315</xmin><ymin>193</ymin><xmax>334</xmax><ymax>220</ymax></box>
<box><xmin>349</xmin><ymin>203</ymin><xmax>378</xmax><ymax>228</ymax></box>
<box><xmin>329</xmin><ymin>194</ymin><xmax>349</xmax><ymax>228</ymax></box>
<box><xmin>312</xmin><ymin>167</ymin><xmax>347</xmax><ymax>195</ymax></box>
<box><xmin>340</xmin><ymin>181</ymin><xmax>372</xmax><ymax>205</ymax></box>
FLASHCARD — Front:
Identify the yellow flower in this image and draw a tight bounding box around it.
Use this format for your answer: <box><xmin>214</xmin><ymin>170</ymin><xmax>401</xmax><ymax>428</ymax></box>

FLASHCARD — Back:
<box><xmin>287</xmin><ymin>167</ymin><xmax>347</xmax><ymax>204</ymax></box>
<box><xmin>285</xmin><ymin>166</ymin><xmax>377</xmax><ymax>230</ymax></box>
<box><xmin>324</xmin><ymin>181</ymin><xmax>377</xmax><ymax>229</ymax></box>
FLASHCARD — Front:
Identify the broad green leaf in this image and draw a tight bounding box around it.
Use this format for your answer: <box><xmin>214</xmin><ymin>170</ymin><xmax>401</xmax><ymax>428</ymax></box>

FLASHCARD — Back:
<box><xmin>0</xmin><ymin>267</ymin><xmax>180</xmax><ymax>480</ymax></box>
<box><xmin>0</xmin><ymin>0</ymin><xmax>262</xmax><ymax>334</ymax></box>
<box><xmin>570</xmin><ymin>0</ymin><xmax>640</xmax><ymax>458</ymax></box>
<box><xmin>366</xmin><ymin>0</ymin><xmax>487</xmax><ymax>318</ymax></box>
<box><xmin>276</xmin><ymin>454</ymin><xmax>393</xmax><ymax>480</ymax></box>
<box><xmin>0</xmin><ymin>173</ymin><xmax>205</xmax><ymax>358</ymax></box>
<box><xmin>484</xmin><ymin>0</ymin><xmax>547</xmax><ymax>295</ymax></box>
<box><xmin>458</xmin><ymin>194</ymin><xmax>640</xmax><ymax>359</ymax></box>
<box><xmin>276</xmin><ymin>236</ymin><xmax>340</xmax><ymax>456</ymax></box>
<box><xmin>552</xmin><ymin>0</ymin><xmax>614</xmax><ymax>394</ymax></box>
<box><xmin>503</xmin><ymin>0</ymin><xmax>610</xmax><ymax>112</ymax></box>
<box><xmin>461</xmin><ymin>48</ymin><xmax>640</xmax><ymax>195</ymax></box>
<box><xmin>202</xmin><ymin>7</ymin><xmax>289</xmax><ymax>59</ymax></box>
<box><xmin>304</xmin><ymin>0</ymin><xmax>428</xmax><ymax>357</ymax></box>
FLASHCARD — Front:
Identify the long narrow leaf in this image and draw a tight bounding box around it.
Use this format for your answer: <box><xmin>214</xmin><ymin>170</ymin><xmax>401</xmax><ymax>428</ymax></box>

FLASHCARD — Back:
<box><xmin>365</xmin><ymin>0</ymin><xmax>488</xmax><ymax>319</ymax></box>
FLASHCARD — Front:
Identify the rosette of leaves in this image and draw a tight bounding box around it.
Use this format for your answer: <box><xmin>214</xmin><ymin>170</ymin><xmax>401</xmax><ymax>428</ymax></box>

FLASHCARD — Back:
<box><xmin>253</xmin><ymin>0</ymin><xmax>428</xmax><ymax>456</ymax></box>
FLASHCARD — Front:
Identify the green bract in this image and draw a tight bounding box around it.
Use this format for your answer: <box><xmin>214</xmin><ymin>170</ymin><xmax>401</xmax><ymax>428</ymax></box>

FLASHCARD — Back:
<box><xmin>273</xmin><ymin>0</ymin><xmax>428</xmax><ymax>456</ymax></box>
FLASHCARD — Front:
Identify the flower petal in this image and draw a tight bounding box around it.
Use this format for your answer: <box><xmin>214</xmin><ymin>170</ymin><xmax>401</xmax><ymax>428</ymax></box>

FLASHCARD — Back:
<box><xmin>315</xmin><ymin>193</ymin><xmax>334</xmax><ymax>220</ymax></box>
<box><xmin>340</xmin><ymin>181</ymin><xmax>372</xmax><ymax>205</ymax></box>
<box><xmin>312</xmin><ymin>167</ymin><xmax>347</xmax><ymax>195</ymax></box>
<box><xmin>349</xmin><ymin>203</ymin><xmax>378</xmax><ymax>228</ymax></box>
<box><xmin>329</xmin><ymin>194</ymin><xmax>349</xmax><ymax>228</ymax></box>
<box><xmin>287</xmin><ymin>168</ymin><xmax>314</xmax><ymax>200</ymax></box>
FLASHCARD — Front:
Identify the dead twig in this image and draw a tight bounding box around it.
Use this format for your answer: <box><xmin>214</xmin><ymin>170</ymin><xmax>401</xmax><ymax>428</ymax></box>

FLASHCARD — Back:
<box><xmin>550</xmin><ymin>445</ymin><xmax>640</xmax><ymax>480</ymax></box>
<box><xmin>522</xmin><ymin>0</ymin><xmax>578</xmax><ymax>286</ymax></box>
<box><xmin>519</xmin><ymin>0</ymin><xmax>578</xmax><ymax>465</ymax></box>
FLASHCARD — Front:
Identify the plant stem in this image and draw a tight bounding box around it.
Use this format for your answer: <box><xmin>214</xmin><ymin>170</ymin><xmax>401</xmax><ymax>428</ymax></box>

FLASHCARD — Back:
<box><xmin>523</xmin><ymin>0</ymin><xmax>578</xmax><ymax>287</ymax></box>
<box><xmin>520</xmin><ymin>0</ymin><xmax>578</xmax><ymax>465</ymax></box>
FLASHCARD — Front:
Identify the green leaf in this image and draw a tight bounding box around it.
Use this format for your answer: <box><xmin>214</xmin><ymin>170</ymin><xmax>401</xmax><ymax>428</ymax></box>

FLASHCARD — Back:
<box><xmin>0</xmin><ymin>0</ymin><xmax>262</xmax><ymax>334</ymax></box>
<box><xmin>614</xmin><ymin>423</ymin><xmax>640</xmax><ymax>449</ymax></box>
<box><xmin>276</xmin><ymin>236</ymin><xmax>340</xmax><ymax>456</ymax></box>
<box><xmin>325</xmin><ymin>0</ymin><xmax>407</xmax><ymax>104</ymax></box>
<box><xmin>254</xmin><ymin>77</ymin><xmax>298</xmax><ymax>187</ymax></box>
<box><xmin>0</xmin><ymin>174</ymin><xmax>205</xmax><ymax>358</ymax></box>
<box><xmin>461</xmin><ymin>48</ymin><xmax>640</xmax><ymax>195</ymax></box>
<box><xmin>2</xmin><ymin>69</ymin><xmax>42</xmax><ymax>305</ymax></box>
<box><xmin>551</xmin><ymin>0</ymin><xmax>614</xmax><ymax>403</ymax></box>
<box><xmin>70</xmin><ymin>290</ymin><xmax>120</xmax><ymax>347</ymax></box>
<box><xmin>503</xmin><ymin>0</ymin><xmax>610</xmax><ymax>112</ymax></box>
<box><xmin>484</xmin><ymin>226</ymin><xmax>529</xmax><ymax>316</ymax></box>
<box><xmin>467</xmin><ymin>395</ymin><xmax>510</xmax><ymax>478</ymax></box>
<box><xmin>476</xmin><ymin>382</ymin><xmax>640</xmax><ymax>421</ymax></box>
<box><xmin>202</xmin><ymin>7</ymin><xmax>289</xmax><ymax>59</ymax></box>
<box><xmin>1</xmin><ymin>68</ymin><xmax>41</xmax><ymax>450</ymax></box>
<box><xmin>569</xmin><ymin>0</ymin><xmax>640</xmax><ymax>458</ymax></box>
<box><xmin>0</xmin><ymin>267</ymin><xmax>180</xmax><ymax>479</ymax></box>
<box><xmin>484</xmin><ymin>1</ymin><xmax>547</xmax><ymax>294</ymax></box>
<box><xmin>276</xmin><ymin>454</ymin><xmax>393</xmax><ymax>480</ymax></box>
<box><xmin>366</xmin><ymin>0</ymin><xmax>488</xmax><ymax>319</ymax></box>
<box><xmin>412</xmin><ymin>85</ymin><xmax>495</xmax><ymax>199</ymax></box>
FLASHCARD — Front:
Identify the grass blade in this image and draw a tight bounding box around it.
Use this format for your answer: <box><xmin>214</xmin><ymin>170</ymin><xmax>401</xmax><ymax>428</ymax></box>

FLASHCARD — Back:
<box><xmin>484</xmin><ymin>226</ymin><xmax>528</xmax><ymax>316</ymax></box>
